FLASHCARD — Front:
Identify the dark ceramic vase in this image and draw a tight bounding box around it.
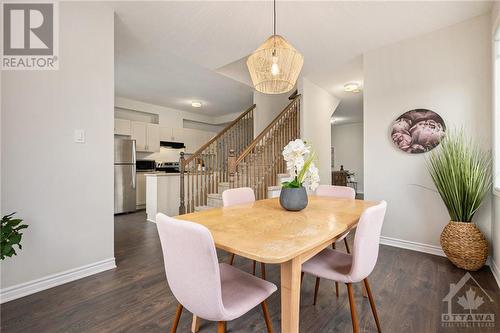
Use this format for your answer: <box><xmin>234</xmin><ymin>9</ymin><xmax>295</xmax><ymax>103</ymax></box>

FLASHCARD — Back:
<box><xmin>279</xmin><ymin>187</ymin><xmax>308</xmax><ymax>211</ymax></box>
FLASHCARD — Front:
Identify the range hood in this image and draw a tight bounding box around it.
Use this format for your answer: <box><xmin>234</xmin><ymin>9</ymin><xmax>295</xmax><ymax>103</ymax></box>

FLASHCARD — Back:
<box><xmin>160</xmin><ymin>141</ymin><xmax>186</xmax><ymax>149</ymax></box>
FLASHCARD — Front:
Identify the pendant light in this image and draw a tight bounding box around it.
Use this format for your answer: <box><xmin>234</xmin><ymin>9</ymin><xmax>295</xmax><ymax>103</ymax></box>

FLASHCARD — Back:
<box><xmin>246</xmin><ymin>0</ymin><xmax>304</xmax><ymax>94</ymax></box>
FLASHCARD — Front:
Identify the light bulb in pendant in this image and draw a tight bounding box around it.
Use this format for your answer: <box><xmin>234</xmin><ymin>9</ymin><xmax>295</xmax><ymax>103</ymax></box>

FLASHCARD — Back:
<box><xmin>271</xmin><ymin>56</ymin><xmax>280</xmax><ymax>76</ymax></box>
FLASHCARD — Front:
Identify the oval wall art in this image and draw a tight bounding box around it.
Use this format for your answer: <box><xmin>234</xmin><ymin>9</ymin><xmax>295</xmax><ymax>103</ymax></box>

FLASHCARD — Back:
<box><xmin>391</xmin><ymin>109</ymin><xmax>446</xmax><ymax>154</ymax></box>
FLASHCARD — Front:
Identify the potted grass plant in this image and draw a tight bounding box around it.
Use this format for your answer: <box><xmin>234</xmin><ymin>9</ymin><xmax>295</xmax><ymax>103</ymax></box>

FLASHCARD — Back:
<box><xmin>426</xmin><ymin>130</ymin><xmax>492</xmax><ymax>271</ymax></box>
<box><xmin>280</xmin><ymin>139</ymin><xmax>320</xmax><ymax>211</ymax></box>
<box><xmin>1</xmin><ymin>213</ymin><xmax>28</xmax><ymax>260</ymax></box>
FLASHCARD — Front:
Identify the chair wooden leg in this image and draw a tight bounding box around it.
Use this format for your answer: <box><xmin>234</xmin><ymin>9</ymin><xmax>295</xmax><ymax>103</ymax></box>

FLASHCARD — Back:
<box><xmin>343</xmin><ymin>238</ymin><xmax>350</xmax><ymax>254</ymax></box>
<box><xmin>313</xmin><ymin>277</ymin><xmax>321</xmax><ymax>305</ymax></box>
<box><xmin>346</xmin><ymin>283</ymin><xmax>359</xmax><ymax>333</ymax></box>
<box><xmin>332</xmin><ymin>242</ymin><xmax>336</xmax><ymax>249</ymax></box>
<box><xmin>261</xmin><ymin>301</ymin><xmax>274</xmax><ymax>333</ymax></box>
<box><xmin>229</xmin><ymin>253</ymin><xmax>235</xmax><ymax>265</ymax></box>
<box><xmin>170</xmin><ymin>304</ymin><xmax>183</xmax><ymax>333</ymax></box>
<box><xmin>364</xmin><ymin>278</ymin><xmax>382</xmax><ymax>333</ymax></box>
<box><xmin>261</xmin><ymin>262</ymin><xmax>267</xmax><ymax>280</ymax></box>
<box><xmin>191</xmin><ymin>315</ymin><xmax>200</xmax><ymax>333</ymax></box>
<box><xmin>335</xmin><ymin>282</ymin><xmax>339</xmax><ymax>297</ymax></box>
<box><xmin>362</xmin><ymin>284</ymin><xmax>368</xmax><ymax>298</ymax></box>
<box><xmin>217</xmin><ymin>321</ymin><xmax>226</xmax><ymax>333</ymax></box>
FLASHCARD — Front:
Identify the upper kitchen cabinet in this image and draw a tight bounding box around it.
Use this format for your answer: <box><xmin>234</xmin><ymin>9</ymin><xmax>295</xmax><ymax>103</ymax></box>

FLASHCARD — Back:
<box><xmin>160</xmin><ymin>127</ymin><xmax>175</xmax><ymax>141</ymax></box>
<box><xmin>146</xmin><ymin>123</ymin><xmax>160</xmax><ymax>152</ymax></box>
<box><xmin>159</xmin><ymin>126</ymin><xmax>217</xmax><ymax>153</ymax></box>
<box><xmin>131</xmin><ymin>121</ymin><xmax>160</xmax><ymax>152</ymax></box>
<box><xmin>114</xmin><ymin>118</ymin><xmax>131</xmax><ymax>136</ymax></box>
<box><xmin>160</xmin><ymin>127</ymin><xmax>187</xmax><ymax>142</ymax></box>
<box><xmin>181</xmin><ymin>128</ymin><xmax>216</xmax><ymax>153</ymax></box>
<box><xmin>131</xmin><ymin>121</ymin><xmax>146</xmax><ymax>151</ymax></box>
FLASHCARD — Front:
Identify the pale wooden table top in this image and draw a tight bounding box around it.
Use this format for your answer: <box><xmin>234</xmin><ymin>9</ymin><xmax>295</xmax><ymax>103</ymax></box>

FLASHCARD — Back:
<box><xmin>176</xmin><ymin>196</ymin><xmax>378</xmax><ymax>264</ymax></box>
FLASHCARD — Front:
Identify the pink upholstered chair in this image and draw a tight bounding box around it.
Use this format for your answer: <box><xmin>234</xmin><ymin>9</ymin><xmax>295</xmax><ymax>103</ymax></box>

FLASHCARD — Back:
<box><xmin>221</xmin><ymin>187</ymin><xmax>265</xmax><ymax>278</ymax></box>
<box><xmin>222</xmin><ymin>187</ymin><xmax>255</xmax><ymax>207</ymax></box>
<box><xmin>302</xmin><ymin>201</ymin><xmax>387</xmax><ymax>333</ymax></box>
<box><xmin>316</xmin><ymin>185</ymin><xmax>355</xmax><ymax>250</ymax></box>
<box><xmin>315</xmin><ymin>185</ymin><xmax>356</xmax><ymax>296</ymax></box>
<box><xmin>156</xmin><ymin>213</ymin><xmax>276</xmax><ymax>333</ymax></box>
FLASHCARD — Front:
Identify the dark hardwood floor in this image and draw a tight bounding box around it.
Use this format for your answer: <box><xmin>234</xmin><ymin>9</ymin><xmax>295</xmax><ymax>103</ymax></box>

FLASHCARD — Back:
<box><xmin>1</xmin><ymin>211</ymin><xmax>499</xmax><ymax>332</ymax></box>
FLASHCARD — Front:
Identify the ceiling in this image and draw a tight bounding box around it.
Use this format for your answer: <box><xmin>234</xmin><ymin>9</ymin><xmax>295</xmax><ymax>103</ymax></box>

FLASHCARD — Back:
<box><xmin>113</xmin><ymin>1</ymin><xmax>492</xmax><ymax>117</ymax></box>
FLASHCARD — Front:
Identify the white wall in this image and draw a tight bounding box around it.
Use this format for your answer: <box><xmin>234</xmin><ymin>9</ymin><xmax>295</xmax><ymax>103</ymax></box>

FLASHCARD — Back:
<box><xmin>299</xmin><ymin>78</ymin><xmax>340</xmax><ymax>185</ymax></box>
<box><xmin>253</xmin><ymin>91</ymin><xmax>291</xmax><ymax>135</ymax></box>
<box><xmin>364</xmin><ymin>15</ymin><xmax>492</xmax><ymax>250</ymax></box>
<box><xmin>491</xmin><ymin>3</ymin><xmax>500</xmax><ymax>286</ymax></box>
<box><xmin>1</xmin><ymin>2</ymin><xmax>115</xmax><ymax>297</ymax></box>
<box><xmin>183</xmin><ymin>119</ymin><xmax>227</xmax><ymax>133</ymax></box>
<box><xmin>331</xmin><ymin>123</ymin><xmax>364</xmax><ymax>192</ymax></box>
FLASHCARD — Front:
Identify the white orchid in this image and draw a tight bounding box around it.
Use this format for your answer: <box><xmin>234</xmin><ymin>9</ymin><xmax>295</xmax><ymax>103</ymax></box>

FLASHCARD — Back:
<box><xmin>281</xmin><ymin>139</ymin><xmax>320</xmax><ymax>190</ymax></box>
<box><xmin>304</xmin><ymin>163</ymin><xmax>320</xmax><ymax>191</ymax></box>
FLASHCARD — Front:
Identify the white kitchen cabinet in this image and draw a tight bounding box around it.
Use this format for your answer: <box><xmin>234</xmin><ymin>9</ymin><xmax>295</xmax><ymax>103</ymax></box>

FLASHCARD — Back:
<box><xmin>159</xmin><ymin>126</ymin><xmax>217</xmax><ymax>153</ymax></box>
<box><xmin>160</xmin><ymin>127</ymin><xmax>175</xmax><ymax>141</ymax></box>
<box><xmin>131</xmin><ymin>121</ymin><xmax>147</xmax><ymax>151</ymax></box>
<box><xmin>172</xmin><ymin>128</ymin><xmax>186</xmax><ymax>142</ymax></box>
<box><xmin>146</xmin><ymin>174</ymin><xmax>183</xmax><ymax>222</ymax></box>
<box><xmin>136</xmin><ymin>172</ymin><xmax>147</xmax><ymax>208</ymax></box>
<box><xmin>146</xmin><ymin>123</ymin><xmax>160</xmax><ymax>152</ymax></box>
<box><xmin>178</xmin><ymin>128</ymin><xmax>215</xmax><ymax>153</ymax></box>
<box><xmin>131</xmin><ymin>121</ymin><xmax>160</xmax><ymax>152</ymax></box>
<box><xmin>114</xmin><ymin>118</ymin><xmax>131</xmax><ymax>136</ymax></box>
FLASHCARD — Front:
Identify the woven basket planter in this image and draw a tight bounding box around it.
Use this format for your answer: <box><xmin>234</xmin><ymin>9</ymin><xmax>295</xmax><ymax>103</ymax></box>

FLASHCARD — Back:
<box><xmin>440</xmin><ymin>221</ymin><xmax>488</xmax><ymax>271</ymax></box>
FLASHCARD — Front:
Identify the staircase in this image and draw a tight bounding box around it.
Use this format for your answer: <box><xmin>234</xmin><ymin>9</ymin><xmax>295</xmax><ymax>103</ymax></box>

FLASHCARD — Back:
<box><xmin>179</xmin><ymin>96</ymin><xmax>300</xmax><ymax>214</ymax></box>
<box><xmin>179</xmin><ymin>104</ymin><xmax>255</xmax><ymax>214</ymax></box>
<box><xmin>229</xmin><ymin>96</ymin><xmax>300</xmax><ymax>199</ymax></box>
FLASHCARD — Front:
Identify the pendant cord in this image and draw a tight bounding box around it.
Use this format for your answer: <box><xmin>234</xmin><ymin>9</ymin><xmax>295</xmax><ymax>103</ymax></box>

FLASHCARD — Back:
<box><xmin>273</xmin><ymin>0</ymin><xmax>276</xmax><ymax>36</ymax></box>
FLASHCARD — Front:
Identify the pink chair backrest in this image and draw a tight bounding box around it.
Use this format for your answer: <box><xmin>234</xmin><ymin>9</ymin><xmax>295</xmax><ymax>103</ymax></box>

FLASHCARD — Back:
<box><xmin>316</xmin><ymin>185</ymin><xmax>355</xmax><ymax>199</ymax></box>
<box><xmin>156</xmin><ymin>213</ymin><xmax>226</xmax><ymax>321</ymax></box>
<box><xmin>222</xmin><ymin>187</ymin><xmax>256</xmax><ymax>207</ymax></box>
<box><xmin>349</xmin><ymin>201</ymin><xmax>387</xmax><ymax>281</ymax></box>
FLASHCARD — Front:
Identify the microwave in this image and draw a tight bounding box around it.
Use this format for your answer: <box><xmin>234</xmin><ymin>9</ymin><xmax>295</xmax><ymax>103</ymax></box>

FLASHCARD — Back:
<box><xmin>136</xmin><ymin>159</ymin><xmax>156</xmax><ymax>172</ymax></box>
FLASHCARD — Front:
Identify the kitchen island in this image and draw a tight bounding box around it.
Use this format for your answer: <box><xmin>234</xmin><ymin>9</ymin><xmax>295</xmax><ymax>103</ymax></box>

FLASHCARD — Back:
<box><xmin>145</xmin><ymin>173</ymin><xmax>182</xmax><ymax>222</ymax></box>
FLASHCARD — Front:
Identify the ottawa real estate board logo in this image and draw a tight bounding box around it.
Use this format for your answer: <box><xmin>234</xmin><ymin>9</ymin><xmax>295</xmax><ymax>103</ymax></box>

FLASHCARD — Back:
<box><xmin>2</xmin><ymin>2</ymin><xmax>58</xmax><ymax>70</ymax></box>
<box><xmin>442</xmin><ymin>272</ymin><xmax>495</xmax><ymax>328</ymax></box>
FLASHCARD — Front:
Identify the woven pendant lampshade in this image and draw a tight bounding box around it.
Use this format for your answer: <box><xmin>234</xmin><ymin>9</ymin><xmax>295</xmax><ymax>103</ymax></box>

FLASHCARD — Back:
<box><xmin>247</xmin><ymin>35</ymin><xmax>304</xmax><ymax>94</ymax></box>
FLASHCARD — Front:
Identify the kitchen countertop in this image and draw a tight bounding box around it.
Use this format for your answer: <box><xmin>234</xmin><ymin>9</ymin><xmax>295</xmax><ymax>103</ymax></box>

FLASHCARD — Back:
<box><xmin>145</xmin><ymin>172</ymin><xmax>180</xmax><ymax>177</ymax></box>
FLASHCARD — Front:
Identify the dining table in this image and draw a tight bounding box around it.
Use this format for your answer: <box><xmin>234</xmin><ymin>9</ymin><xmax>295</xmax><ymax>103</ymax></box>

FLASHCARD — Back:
<box><xmin>175</xmin><ymin>195</ymin><xmax>377</xmax><ymax>333</ymax></box>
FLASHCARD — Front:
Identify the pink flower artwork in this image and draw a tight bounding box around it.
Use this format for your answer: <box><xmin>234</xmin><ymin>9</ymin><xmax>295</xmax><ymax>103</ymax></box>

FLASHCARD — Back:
<box><xmin>391</xmin><ymin>109</ymin><xmax>446</xmax><ymax>154</ymax></box>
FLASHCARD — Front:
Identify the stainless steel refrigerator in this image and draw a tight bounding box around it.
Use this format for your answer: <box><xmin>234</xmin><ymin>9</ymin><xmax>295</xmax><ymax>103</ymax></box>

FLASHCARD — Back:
<box><xmin>114</xmin><ymin>138</ymin><xmax>136</xmax><ymax>214</ymax></box>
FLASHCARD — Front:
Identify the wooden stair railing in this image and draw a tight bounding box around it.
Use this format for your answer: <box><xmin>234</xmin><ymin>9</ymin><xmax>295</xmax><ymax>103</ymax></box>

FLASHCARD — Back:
<box><xmin>228</xmin><ymin>95</ymin><xmax>301</xmax><ymax>200</ymax></box>
<box><xmin>179</xmin><ymin>104</ymin><xmax>256</xmax><ymax>214</ymax></box>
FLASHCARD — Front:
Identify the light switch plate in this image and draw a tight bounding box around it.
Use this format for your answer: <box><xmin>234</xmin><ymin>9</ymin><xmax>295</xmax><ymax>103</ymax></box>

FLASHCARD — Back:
<box><xmin>74</xmin><ymin>129</ymin><xmax>85</xmax><ymax>143</ymax></box>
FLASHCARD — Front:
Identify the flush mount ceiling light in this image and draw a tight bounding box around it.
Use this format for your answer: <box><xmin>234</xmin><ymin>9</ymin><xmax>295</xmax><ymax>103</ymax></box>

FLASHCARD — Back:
<box><xmin>344</xmin><ymin>82</ymin><xmax>361</xmax><ymax>93</ymax></box>
<box><xmin>191</xmin><ymin>101</ymin><xmax>202</xmax><ymax>108</ymax></box>
<box><xmin>246</xmin><ymin>0</ymin><xmax>304</xmax><ymax>94</ymax></box>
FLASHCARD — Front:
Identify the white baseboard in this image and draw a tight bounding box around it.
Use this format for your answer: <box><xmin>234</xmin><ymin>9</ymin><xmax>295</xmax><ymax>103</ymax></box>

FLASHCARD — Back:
<box><xmin>491</xmin><ymin>258</ymin><xmax>500</xmax><ymax>288</ymax></box>
<box><xmin>0</xmin><ymin>258</ymin><xmax>116</xmax><ymax>304</ymax></box>
<box><xmin>380</xmin><ymin>236</ymin><xmax>446</xmax><ymax>257</ymax></box>
<box><xmin>380</xmin><ymin>237</ymin><xmax>499</xmax><ymax>287</ymax></box>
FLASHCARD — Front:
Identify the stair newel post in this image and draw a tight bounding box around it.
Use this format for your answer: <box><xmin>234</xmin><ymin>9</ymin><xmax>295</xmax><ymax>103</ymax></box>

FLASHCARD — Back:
<box><xmin>179</xmin><ymin>152</ymin><xmax>186</xmax><ymax>215</ymax></box>
<box><xmin>228</xmin><ymin>149</ymin><xmax>236</xmax><ymax>189</ymax></box>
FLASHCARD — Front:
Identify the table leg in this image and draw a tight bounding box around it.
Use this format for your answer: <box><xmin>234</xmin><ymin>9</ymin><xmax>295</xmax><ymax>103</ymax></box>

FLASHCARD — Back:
<box><xmin>280</xmin><ymin>257</ymin><xmax>301</xmax><ymax>333</ymax></box>
<box><xmin>191</xmin><ymin>315</ymin><xmax>201</xmax><ymax>333</ymax></box>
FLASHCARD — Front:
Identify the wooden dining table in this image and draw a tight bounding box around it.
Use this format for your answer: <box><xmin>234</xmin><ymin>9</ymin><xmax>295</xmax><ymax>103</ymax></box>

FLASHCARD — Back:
<box><xmin>176</xmin><ymin>195</ymin><xmax>377</xmax><ymax>333</ymax></box>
